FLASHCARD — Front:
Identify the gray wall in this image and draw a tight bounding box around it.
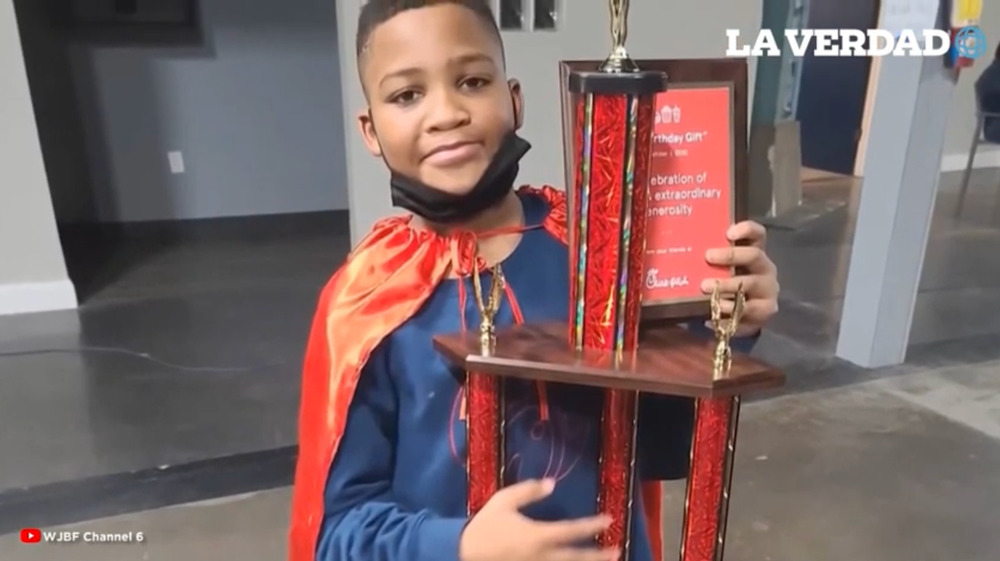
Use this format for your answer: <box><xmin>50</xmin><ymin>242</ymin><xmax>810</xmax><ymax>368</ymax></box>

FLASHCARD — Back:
<box><xmin>0</xmin><ymin>0</ymin><xmax>76</xmax><ymax>314</ymax></box>
<box><xmin>942</xmin><ymin>4</ymin><xmax>1000</xmax><ymax>162</ymax></box>
<box><xmin>71</xmin><ymin>0</ymin><xmax>349</xmax><ymax>222</ymax></box>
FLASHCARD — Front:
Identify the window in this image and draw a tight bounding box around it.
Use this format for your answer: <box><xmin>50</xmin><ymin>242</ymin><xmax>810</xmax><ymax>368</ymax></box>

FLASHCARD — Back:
<box><xmin>496</xmin><ymin>0</ymin><xmax>559</xmax><ymax>31</ymax></box>
<box><xmin>533</xmin><ymin>0</ymin><xmax>557</xmax><ymax>30</ymax></box>
<box><xmin>499</xmin><ymin>0</ymin><xmax>524</xmax><ymax>30</ymax></box>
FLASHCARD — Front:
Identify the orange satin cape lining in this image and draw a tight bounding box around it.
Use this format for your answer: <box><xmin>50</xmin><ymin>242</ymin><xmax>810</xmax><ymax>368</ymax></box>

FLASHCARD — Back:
<box><xmin>288</xmin><ymin>186</ymin><xmax>663</xmax><ymax>561</ymax></box>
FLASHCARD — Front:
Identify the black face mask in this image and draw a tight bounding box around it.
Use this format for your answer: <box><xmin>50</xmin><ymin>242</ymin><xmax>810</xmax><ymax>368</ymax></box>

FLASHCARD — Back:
<box><xmin>388</xmin><ymin>131</ymin><xmax>531</xmax><ymax>225</ymax></box>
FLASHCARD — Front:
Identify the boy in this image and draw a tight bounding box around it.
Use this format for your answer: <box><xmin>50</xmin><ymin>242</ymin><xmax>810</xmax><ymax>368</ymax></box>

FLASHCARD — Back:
<box><xmin>288</xmin><ymin>2</ymin><xmax>780</xmax><ymax>561</ymax></box>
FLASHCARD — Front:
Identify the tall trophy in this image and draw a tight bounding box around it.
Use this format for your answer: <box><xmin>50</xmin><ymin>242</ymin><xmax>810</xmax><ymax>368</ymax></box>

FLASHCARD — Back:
<box><xmin>435</xmin><ymin>1</ymin><xmax>784</xmax><ymax>560</ymax></box>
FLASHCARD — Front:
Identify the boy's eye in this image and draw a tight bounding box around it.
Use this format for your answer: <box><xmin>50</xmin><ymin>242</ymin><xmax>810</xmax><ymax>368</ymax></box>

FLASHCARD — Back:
<box><xmin>460</xmin><ymin>76</ymin><xmax>490</xmax><ymax>90</ymax></box>
<box><xmin>390</xmin><ymin>89</ymin><xmax>421</xmax><ymax>105</ymax></box>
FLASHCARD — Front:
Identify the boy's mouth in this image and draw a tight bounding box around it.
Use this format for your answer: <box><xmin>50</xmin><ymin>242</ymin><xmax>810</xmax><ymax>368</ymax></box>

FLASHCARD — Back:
<box><xmin>423</xmin><ymin>141</ymin><xmax>482</xmax><ymax>166</ymax></box>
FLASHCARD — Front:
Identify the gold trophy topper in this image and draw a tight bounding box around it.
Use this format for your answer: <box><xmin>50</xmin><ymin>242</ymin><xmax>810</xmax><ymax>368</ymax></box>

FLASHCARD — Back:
<box><xmin>710</xmin><ymin>281</ymin><xmax>747</xmax><ymax>380</ymax></box>
<box><xmin>472</xmin><ymin>263</ymin><xmax>505</xmax><ymax>356</ymax></box>
<box><xmin>601</xmin><ymin>0</ymin><xmax>639</xmax><ymax>72</ymax></box>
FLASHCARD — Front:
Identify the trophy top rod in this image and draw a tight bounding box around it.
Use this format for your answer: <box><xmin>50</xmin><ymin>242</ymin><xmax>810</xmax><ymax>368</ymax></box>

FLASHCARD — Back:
<box><xmin>569</xmin><ymin>0</ymin><xmax>667</xmax><ymax>97</ymax></box>
<box><xmin>600</xmin><ymin>0</ymin><xmax>637</xmax><ymax>73</ymax></box>
<box><xmin>571</xmin><ymin>0</ymin><xmax>666</xmax><ymax>96</ymax></box>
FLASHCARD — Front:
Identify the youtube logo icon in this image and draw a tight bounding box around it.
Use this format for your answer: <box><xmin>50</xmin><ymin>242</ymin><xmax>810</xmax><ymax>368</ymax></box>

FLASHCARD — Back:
<box><xmin>20</xmin><ymin>528</ymin><xmax>41</xmax><ymax>543</ymax></box>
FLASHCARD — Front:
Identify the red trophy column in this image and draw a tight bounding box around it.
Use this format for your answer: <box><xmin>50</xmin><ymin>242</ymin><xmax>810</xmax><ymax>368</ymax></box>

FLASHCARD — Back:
<box><xmin>566</xmin><ymin>69</ymin><xmax>666</xmax><ymax>558</ymax></box>
<box><xmin>681</xmin><ymin>395</ymin><xmax>741</xmax><ymax>561</ymax></box>
<box><xmin>465</xmin><ymin>371</ymin><xmax>500</xmax><ymax>514</ymax></box>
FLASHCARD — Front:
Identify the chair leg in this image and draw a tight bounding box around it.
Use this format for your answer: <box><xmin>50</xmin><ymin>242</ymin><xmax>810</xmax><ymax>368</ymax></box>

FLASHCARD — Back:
<box><xmin>956</xmin><ymin>122</ymin><xmax>983</xmax><ymax>214</ymax></box>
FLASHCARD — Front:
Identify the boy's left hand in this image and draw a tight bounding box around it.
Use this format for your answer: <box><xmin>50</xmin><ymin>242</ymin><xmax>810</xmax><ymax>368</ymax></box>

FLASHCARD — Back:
<box><xmin>700</xmin><ymin>220</ymin><xmax>779</xmax><ymax>336</ymax></box>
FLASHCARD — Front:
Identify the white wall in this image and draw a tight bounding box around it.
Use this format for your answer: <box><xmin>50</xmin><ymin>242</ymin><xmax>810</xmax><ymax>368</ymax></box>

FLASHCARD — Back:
<box><xmin>73</xmin><ymin>0</ymin><xmax>349</xmax><ymax>222</ymax></box>
<box><xmin>335</xmin><ymin>0</ymin><xmax>763</xmax><ymax>242</ymax></box>
<box><xmin>941</xmin><ymin>5</ymin><xmax>1000</xmax><ymax>171</ymax></box>
<box><xmin>0</xmin><ymin>0</ymin><xmax>77</xmax><ymax>315</ymax></box>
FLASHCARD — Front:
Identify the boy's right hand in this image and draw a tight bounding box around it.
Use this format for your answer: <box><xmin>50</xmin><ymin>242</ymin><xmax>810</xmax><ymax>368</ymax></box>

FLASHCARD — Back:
<box><xmin>458</xmin><ymin>478</ymin><xmax>620</xmax><ymax>561</ymax></box>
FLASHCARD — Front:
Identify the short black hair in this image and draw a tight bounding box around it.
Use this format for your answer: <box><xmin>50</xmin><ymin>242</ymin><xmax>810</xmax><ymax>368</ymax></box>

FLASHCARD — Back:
<box><xmin>355</xmin><ymin>0</ymin><xmax>503</xmax><ymax>60</ymax></box>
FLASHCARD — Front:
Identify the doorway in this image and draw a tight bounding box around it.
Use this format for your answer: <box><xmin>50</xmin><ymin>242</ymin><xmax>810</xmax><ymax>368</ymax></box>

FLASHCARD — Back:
<box><xmin>795</xmin><ymin>0</ymin><xmax>881</xmax><ymax>176</ymax></box>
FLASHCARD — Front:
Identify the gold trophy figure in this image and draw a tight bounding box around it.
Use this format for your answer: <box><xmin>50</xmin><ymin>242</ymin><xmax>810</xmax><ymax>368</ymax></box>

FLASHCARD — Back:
<box><xmin>472</xmin><ymin>264</ymin><xmax>505</xmax><ymax>356</ymax></box>
<box><xmin>710</xmin><ymin>282</ymin><xmax>747</xmax><ymax>380</ymax></box>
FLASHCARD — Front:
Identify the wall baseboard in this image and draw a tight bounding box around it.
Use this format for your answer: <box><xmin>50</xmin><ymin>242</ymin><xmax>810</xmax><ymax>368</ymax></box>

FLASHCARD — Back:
<box><xmin>941</xmin><ymin>149</ymin><xmax>1000</xmax><ymax>172</ymax></box>
<box><xmin>0</xmin><ymin>279</ymin><xmax>78</xmax><ymax>316</ymax></box>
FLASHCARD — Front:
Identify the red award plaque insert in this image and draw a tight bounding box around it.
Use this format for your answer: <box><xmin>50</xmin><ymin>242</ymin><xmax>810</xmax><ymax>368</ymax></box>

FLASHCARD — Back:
<box><xmin>644</xmin><ymin>85</ymin><xmax>735</xmax><ymax>306</ymax></box>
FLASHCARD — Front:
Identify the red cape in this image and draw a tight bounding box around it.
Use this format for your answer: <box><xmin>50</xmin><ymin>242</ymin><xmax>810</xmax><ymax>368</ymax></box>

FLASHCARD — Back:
<box><xmin>288</xmin><ymin>186</ymin><xmax>662</xmax><ymax>560</ymax></box>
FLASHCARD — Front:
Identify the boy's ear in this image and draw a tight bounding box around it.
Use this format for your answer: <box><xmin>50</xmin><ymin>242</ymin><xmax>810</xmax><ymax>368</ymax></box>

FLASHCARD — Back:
<box><xmin>357</xmin><ymin>109</ymin><xmax>382</xmax><ymax>157</ymax></box>
<box><xmin>508</xmin><ymin>79</ymin><xmax>524</xmax><ymax>130</ymax></box>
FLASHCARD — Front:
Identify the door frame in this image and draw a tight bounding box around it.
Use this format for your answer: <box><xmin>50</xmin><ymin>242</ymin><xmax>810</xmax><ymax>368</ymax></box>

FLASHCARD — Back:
<box><xmin>853</xmin><ymin>0</ymin><xmax>884</xmax><ymax>176</ymax></box>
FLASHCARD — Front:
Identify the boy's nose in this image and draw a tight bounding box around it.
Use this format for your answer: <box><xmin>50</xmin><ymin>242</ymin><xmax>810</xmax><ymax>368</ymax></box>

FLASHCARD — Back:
<box><xmin>425</xmin><ymin>90</ymin><xmax>471</xmax><ymax>131</ymax></box>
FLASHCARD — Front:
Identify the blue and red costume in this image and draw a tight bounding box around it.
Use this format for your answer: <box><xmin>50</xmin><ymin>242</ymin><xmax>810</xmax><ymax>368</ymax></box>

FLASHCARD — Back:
<box><xmin>287</xmin><ymin>186</ymin><xmax>755</xmax><ymax>561</ymax></box>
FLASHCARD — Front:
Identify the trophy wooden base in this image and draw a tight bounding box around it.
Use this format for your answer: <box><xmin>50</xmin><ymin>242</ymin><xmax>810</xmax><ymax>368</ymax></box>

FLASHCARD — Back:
<box><xmin>433</xmin><ymin>322</ymin><xmax>783</xmax><ymax>397</ymax></box>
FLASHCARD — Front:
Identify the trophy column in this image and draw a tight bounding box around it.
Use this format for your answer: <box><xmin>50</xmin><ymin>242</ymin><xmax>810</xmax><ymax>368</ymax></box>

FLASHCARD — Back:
<box><xmin>565</xmin><ymin>5</ymin><xmax>666</xmax><ymax>554</ymax></box>
<box><xmin>465</xmin><ymin>267</ymin><xmax>505</xmax><ymax>515</ymax></box>
<box><xmin>681</xmin><ymin>395</ymin><xmax>741</xmax><ymax>561</ymax></box>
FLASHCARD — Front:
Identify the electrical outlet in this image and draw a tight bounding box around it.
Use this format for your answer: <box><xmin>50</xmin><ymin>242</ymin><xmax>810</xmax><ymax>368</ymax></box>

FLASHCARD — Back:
<box><xmin>168</xmin><ymin>151</ymin><xmax>185</xmax><ymax>174</ymax></box>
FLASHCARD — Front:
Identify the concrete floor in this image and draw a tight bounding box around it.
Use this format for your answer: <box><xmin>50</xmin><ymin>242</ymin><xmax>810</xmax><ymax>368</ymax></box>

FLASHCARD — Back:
<box><xmin>0</xmin><ymin>213</ymin><xmax>346</xmax><ymax>494</ymax></box>
<box><xmin>2</xmin><ymin>359</ymin><xmax>998</xmax><ymax>561</ymax></box>
<box><xmin>0</xmin><ymin>169</ymin><xmax>999</xmax><ymax>558</ymax></box>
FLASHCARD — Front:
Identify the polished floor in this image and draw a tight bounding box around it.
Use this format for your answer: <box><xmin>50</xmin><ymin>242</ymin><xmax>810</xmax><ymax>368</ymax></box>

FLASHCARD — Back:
<box><xmin>0</xmin><ymin>212</ymin><xmax>347</xmax><ymax>529</ymax></box>
<box><xmin>3</xmin><ymin>358</ymin><xmax>999</xmax><ymax>560</ymax></box>
<box><xmin>1</xmin><ymin>169</ymin><xmax>999</xmax><ymax>558</ymax></box>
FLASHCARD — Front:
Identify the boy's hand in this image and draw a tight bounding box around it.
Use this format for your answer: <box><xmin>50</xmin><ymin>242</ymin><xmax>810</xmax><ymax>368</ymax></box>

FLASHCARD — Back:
<box><xmin>459</xmin><ymin>479</ymin><xmax>619</xmax><ymax>561</ymax></box>
<box><xmin>701</xmin><ymin>220</ymin><xmax>779</xmax><ymax>336</ymax></box>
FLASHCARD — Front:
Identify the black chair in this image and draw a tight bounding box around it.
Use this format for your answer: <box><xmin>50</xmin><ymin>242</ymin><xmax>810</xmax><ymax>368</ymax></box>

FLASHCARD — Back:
<box><xmin>958</xmin><ymin>96</ymin><xmax>1000</xmax><ymax>211</ymax></box>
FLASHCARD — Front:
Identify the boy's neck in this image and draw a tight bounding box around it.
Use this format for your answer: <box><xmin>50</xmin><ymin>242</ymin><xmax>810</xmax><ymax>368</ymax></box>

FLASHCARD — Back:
<box><xmin>414</xmin><ymin>191</ymin><xmax>525</xmax><ymax>268</ymax></box>
<box><xmin>414</xmin><ymin>190</ymin><xmax>523</xmax><ymax>236</ymax></box>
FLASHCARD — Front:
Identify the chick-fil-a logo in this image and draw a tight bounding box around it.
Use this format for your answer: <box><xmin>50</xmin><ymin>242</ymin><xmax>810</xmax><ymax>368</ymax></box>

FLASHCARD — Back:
<box><xmin>645</xmin><ymin>268</ymin><xmax>689</xmax><ymax>290</ymax></box>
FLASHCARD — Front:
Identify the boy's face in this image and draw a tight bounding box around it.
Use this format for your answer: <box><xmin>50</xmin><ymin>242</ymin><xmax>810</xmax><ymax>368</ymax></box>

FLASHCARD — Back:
<box><xmin>358</xmin><ymin>4</ymin><xmax>523</xmax><ymax>195</ymax></box>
